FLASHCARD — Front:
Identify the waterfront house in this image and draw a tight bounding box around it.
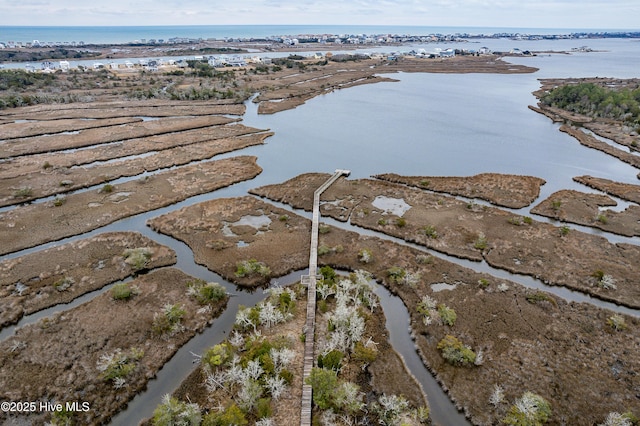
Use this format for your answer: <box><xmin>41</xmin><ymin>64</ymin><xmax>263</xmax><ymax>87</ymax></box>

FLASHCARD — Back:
<box><xmin>439</xmin><ymin>48</ymin><xmax>455</xmax><ymax>58</ymax></box>
<box><xmin>59</xmin><ymin>60</ymin><xmax>70</xmax><ymax>71</ymax></box>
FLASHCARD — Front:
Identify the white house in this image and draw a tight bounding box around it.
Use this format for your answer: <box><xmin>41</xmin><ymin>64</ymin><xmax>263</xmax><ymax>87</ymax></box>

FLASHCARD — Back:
<box><xmin>59</xmin><ymin>60</ymin><xmax>70</xmax><ymax>71</ymax></box>
<box><xmin>439</xmin><ymin>48</ymin><xmax>455</xmax><ymax>58</ymax></box>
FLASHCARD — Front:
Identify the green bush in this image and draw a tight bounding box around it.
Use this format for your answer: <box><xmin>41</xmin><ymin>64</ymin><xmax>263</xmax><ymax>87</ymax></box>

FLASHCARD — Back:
<box><xmin>53</xmin><ymin>276</ymin><xmax>74</xmax><ymax>292</ymax></box>
<box><xmin>152</xmin><ymin>304</ymin><xmax>186</xmax><ymax>335</ymax></box>
<box><xmin>152</xmin><ymin>394</ymin><xmax>201</xmax><ymax>426</ymax></box>
<box><xmin>111</xmin><ymin>282</ymin><xmax>140</xmax><ymax>300</ymax></box>
<box><xmin>607</xmin><ymin>314</ymin><xmax>628</xmax><ymax>331</ymax></box>
<box><xmin>437</xmin><ymin>335</ymin><xmax>476</xmax><ymax>366</ymax></box>
<box><xmin>235</xmin><ymin>259</ymin><xmax>271</xmax><ymax>278</ymax></box>
<box><xmin>437</xmin><ymin>304</ymin><xmax>457</xmax><ymax>326</ymax></box>
<box><xmin>423</xmin><ymin>225</ymin><xmax>438</xmax><ymax>239</ymax></box>
<box><xmin>122</xmin><ymin>247</ymin><xmax>153</xmax><ymax>271</ymax></box>
<box><xmin>474</xmin><ymin>234</ymin><xmax>488</xmax><ymax>250</ymax></box>
<box><xmin>14</xmin><ymin>187</ymin><xmax>33</xmax><ymax>198</ymax></box>
<box><xmin>386</xmin><ymin>266</ymin><xmax>406</xmax><ymax>284</ymax></box>
<box><xmin>352</xmin><ymin>340</ymin><xmax>378</xmax><ymax>365</ymax></box>
<box><xmin>188</xmin><ymin>279</ymin><xmax>226</xmax><ymax>304</ymax></box>
<box><xmin>101</xmin><ymin>183</ymin><xmax>114</xmax><ymax>193</ymax></box>
<box><xmin>202</xmin><ymin>402</ymin><xmax>246</xmax><ymax>426</ymax></box>
<box><xmin>502</xmin><ymin>391</ymin><xmax>552</xmax><ymax>425</ymax></box>
<box><xmin>203</xmin><ymin>342</ymin><xmax>232</xmax><ymax>370</ymax></box>
<box><xmin>97</xmin><ymin>347</ymin><xmax>144</xmax><ymax>383</ymax></box>
<box><xmin>305</xmin><ymin>367</ymin><xmax>338</xmax><ymax>410</ymax></box>
<box><xmin>318</xmin><ymin>349</ymin><xmax>343</xmax><ymax>371</ymax></box>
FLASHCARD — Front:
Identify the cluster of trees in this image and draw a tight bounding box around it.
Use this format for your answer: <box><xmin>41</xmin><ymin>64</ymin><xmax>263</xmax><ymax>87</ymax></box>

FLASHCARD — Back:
<box><xmin>541</xmin><ymin>82</ymin><xmax>640</xmax><ymax>128</ymax></box>
<box><xmin>150</xmin><ymin>284</ymin><xmax>302</xmax><ymax>425</ymax></box>
<box><xmin>0</xmin><ymin>48</ymin><xmax>99</xmax><ymax>62</ymax></box>
<box><xmin>0</xmin><ymin>69</ymin><xmax>57</xmax><ymax>90</ymax></box>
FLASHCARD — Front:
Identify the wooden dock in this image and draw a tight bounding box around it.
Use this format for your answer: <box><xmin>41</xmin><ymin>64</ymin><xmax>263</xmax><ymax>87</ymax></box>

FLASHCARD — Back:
<box><xmin>300</xmin><ymin>169</ymin><xmax>350</xmax><ymax>426</ymax></box>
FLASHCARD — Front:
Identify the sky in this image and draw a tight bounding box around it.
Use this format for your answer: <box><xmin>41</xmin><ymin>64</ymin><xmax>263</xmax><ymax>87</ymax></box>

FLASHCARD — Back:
<box><xmin>0</xmin><ymin>0</ymin><xmax>638</xmax><ymax>30</ymax></box>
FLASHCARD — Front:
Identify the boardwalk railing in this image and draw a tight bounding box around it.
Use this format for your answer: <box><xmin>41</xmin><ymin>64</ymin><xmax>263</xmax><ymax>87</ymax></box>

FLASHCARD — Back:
<box><xmin>300</xmin><ymin>169</ymin><xmax>350</xmax><ymax>426</ymax></box>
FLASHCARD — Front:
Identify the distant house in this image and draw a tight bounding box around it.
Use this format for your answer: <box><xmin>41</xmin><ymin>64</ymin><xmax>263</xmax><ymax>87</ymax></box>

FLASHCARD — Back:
<box><xmin>478</xmin><ymin>47</ymin><xmax>491</xmax><ymax>55</ymax></box>
<box><xmin>510</xmin><ymin>48</ymin><xmax>523</xmax><ymax>55</ymax></box>
<box><xmin>439</xmin><ymin>48</ymin><xmax>455</xmax><ymax>58</ymax></box>
<box><xmin>59</xmin><ymin>60</ymin><xmax>70</xmax><ymax>71</ymax></box>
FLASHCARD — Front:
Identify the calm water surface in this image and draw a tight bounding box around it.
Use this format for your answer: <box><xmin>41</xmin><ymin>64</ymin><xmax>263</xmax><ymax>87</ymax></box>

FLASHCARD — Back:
<box><xmin>1</xmin><ymin>35</ymin><xmax>638</xmax><ymax>425</ymax></box>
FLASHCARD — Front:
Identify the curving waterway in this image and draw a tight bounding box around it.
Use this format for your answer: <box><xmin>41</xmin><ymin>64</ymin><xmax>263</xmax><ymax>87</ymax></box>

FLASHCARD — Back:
<box><xmin>2</xmin><ymin>39</ymin><xmax>639</xmax><ymax>425</ymax></box>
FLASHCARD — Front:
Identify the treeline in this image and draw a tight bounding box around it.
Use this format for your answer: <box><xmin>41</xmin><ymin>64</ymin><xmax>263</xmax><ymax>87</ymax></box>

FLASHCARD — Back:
<box><xmin>541</xmin><ymin>82</ymin><xmax>640</xmax><ymax>127</ymax></box>
<box><xmin>0</xmin><ymin>48</ymin><xmax>100</xmax><ymax>62</ymax></box>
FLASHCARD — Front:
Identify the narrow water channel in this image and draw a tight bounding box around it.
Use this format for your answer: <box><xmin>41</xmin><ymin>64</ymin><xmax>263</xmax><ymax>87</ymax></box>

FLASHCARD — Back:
<box><xmin>3</xmin><ymin>66</ymin><xmax>640</xmax><ymax>425</ymax></box>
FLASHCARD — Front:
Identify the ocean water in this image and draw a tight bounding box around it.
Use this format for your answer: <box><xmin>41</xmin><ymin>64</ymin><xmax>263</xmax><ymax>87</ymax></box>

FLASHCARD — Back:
<box><xmin>0</xmin><ymin>24</ymin><xmax>635</xmax><ymax>45</ymax></box>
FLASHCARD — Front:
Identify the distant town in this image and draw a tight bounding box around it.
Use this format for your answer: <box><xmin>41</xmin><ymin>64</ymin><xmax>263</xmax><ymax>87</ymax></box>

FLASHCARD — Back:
<box><xmin>1</xmin><ymin>30</ymin><xmax>639</xmax><ymax>49</ymax></box>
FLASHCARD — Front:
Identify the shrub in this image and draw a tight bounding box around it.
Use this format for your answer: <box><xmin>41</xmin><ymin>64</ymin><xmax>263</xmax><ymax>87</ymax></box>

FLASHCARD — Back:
<box><xmin>437</xmin><ymin>335</ymin><xmax>476</xmax><ymax>366</ymax></box>
<box><xmin>152</xmin><ymin>304</ymin><xmax>186</xmax><ymax>335</ymax></box>
<box><xmin>42</xmin><ymin>161</ymin><xmax>53</xmax><ymax>169</ymax></box>
<box><xmin>352</xmin><ymin>340</ymin><xmax>378</xmax><ymax>365</ymax></box>
<box><xmin>437</xmin><ymin>304</ymin><xmax>457</xmax><ymax>326</ymax></box>
<box><xmin>152</xmin><ymin>394</ymin><xmax>201</xmax><ymax>426</ymax></box>
<box><xmin>202</xmin><ymin>402</ymin><xmax>247</xmax><ymax>426</ymax></box>
<box><xmin>256</xmin><ymin>398</ymin><xmax>272</xmax><ymax>419</ymax></box>
<box><xmin>474</xmin><ymin>233</ymin><xmax>488</xmax><ymax>250</ymax></box>
<box><xmin>597</xmin><ymin>214</ymin><xmax>609</xmax><ymax>224</ymax></box>
<box><xmin>551</xmin><ymin>199</ymin><xmax>562</xmax><ymax>211</ymax></box>
<box><xmin>358</xmin><ymin>248</ymin><xmax>374</xmax><ymax>263</ymax></box>
<box><xmin>523</xmin><ymin>216</ymin><xmax>533</xmax><ymax>225</ymax></box>
<box><xmin>203</xmin><ymin>342</ymin><xmax>232</xmax><ymax>370</ymax></box>
<box><xmin>235</xmin><ymin>259</ymin><xmax>271</xmax><ymax>278</ymax></box>
<box><xmin>395</xmin><ymin>217</ymin><xmax>407</xmax><ymax>227</ymax></box>
<box><xmin>319</xmin><ymin>265</ymin><xmax>337</xmax><ymax>284</ymax></box>
<box><xmin>14</xmin><ymin>187</ymin><xmax>33</xmax><ymax>198</ymax></box>
<box><xmin>317</xmin><ymin>245</ymin><xmax>331</xmax><ymax>256</ymax></box>
<box><xmin>97</xmin><ymin>347</ymin><xmax>144</xmax><ymax>383</ymax></box>
<box><xmin>525</xmin><ymin>291</ymin><xmax>557</xmax><ymax>307</ymax></box>
<box><xmin>100</xmin><ymin>183</ymin><xmax>114</xmax><ymax>193</ymax></box>
<box><xmin>559</xmin><ymin>225</ymin><xmax>571</xmax><ymax>236</ymax></box>
<box><xmin>508</xmin><ymin>216</ymin><xmax>523</xmax><ymax>226</ymax></box>
<box><xmin>317</xmin><ymin>349</ymin><xmax>343</xmax><ymax>371</ymax></box>
<box><xmin>386</xmin><ymin>266</ymin><xmax>406</xmax><ymax>284</ymax></box>
<box><xmin>53</xmin><ymin>276</ymin><xmax>74</xmax><ymax>292</ymax></box>
<box><xmin>53</xmin><ymin>196</ymin><xmax>66</xmax><ymax>207</ymax></box>
<box><xmin>423</xmin><ymin>225</ymin><xmax>438</xmax><ymax>238</ymax></box>
<box><xmin>607</xmin><ymin>314</ymin><xmax>627</xmax><ymax>331</ymax></box>
<box><xmin>502</xmin><ymin>391</ymin><xmax>552</xmax><ymax>425</ymax></box>
<box><xmin>318</xmin><ymin>223</ymin><xmax>331</xmax><ymax>234</ymax></box>
<box><xmin>378</xmin><ymin>218</ymin><xmax>387</xmax><ymax>226</ymax></box>
<box><xmin>305</xmin><ymin>367</ymin><xmax>338</xmax><ymax>410</ymax></box>
<box><xmin>111</xmin><ymin>282</ymin><xmax>140</xmax><ymax>300</ymax></box>
<box><xmin>417</xmin><ymin>295</ymin><xmax>437</xmax><ymax>325</ymax></box>
<box><xmin>188</xmin><ymin>279</ymin><xmax>226</xmax><ymax>304</ymax></box>
<box><xmin>122</xmin><ymin>247</ymin><xmax>153</xmax><ymax>271</ymax></box>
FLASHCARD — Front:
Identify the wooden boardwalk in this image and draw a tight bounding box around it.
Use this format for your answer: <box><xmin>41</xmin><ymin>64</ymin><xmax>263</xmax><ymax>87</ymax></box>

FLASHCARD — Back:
<box><xmin>300</xmin><ymin>169</ymin><xmax>350</xmax><ymax>426</ymax></box>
